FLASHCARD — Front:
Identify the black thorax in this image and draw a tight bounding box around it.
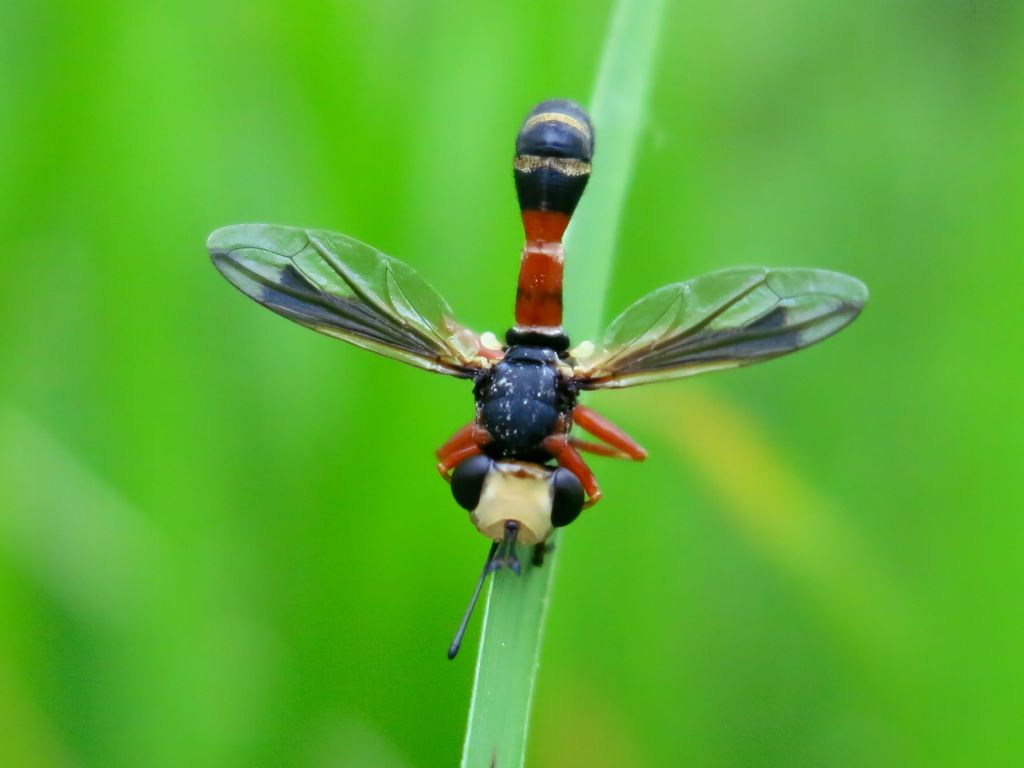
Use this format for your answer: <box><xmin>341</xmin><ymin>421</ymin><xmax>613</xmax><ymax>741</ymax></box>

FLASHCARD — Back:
<box><xmin>473</xmin><ymin>345</ymin><xmax>577</xmax><ymax>463</ymax></box>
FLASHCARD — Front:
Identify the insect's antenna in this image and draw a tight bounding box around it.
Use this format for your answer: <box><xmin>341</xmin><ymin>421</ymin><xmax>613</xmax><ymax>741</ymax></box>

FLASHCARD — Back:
<box><xmin>508</xmin><ymin>99</ymin><xmax>594</xmax><ymax>353</ymax></box>
<box><xmin>447</xmin><ymin>541</ymin><xmax>500</xmax><ymax>660</ymax></box>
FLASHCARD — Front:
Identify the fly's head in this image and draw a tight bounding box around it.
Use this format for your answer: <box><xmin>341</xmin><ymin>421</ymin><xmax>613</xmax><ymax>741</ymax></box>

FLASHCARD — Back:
<box><xmin>450</xmin><ymin>456</ymin><xmax>583</xmax><ymax>546</ymax></box>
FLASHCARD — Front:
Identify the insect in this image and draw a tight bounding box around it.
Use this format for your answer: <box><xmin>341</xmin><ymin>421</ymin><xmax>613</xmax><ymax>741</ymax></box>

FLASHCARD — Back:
<box><xmin>208</xmin><ymin>99</ymin><xmax>867</xmax><ymax>658</ymax></box>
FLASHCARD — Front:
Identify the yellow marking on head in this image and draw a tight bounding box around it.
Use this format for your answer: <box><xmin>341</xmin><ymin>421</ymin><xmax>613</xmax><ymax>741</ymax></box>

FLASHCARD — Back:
<box><xmin>522</xmin><ymin>111</ymin><xmax>591</xmax><ymax>138</ymax></box>
<box><xmin>470</xmin><ymin>461</ymin><xmax>553</xmax><ymax>545</ymax></box>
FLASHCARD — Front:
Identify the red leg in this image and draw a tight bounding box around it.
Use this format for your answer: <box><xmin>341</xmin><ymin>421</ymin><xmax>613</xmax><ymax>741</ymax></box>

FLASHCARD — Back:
<box><xmin>573</xmin><ymin>405</ymin><xmax>647</xmax><ymax>461</ymax></box>
<box><xmin>543</xmin><ymin>434</ymin><xmax>602</xmax><ymax>508</ymax></box>
<box><xmin>436</xmin><ymin>421</ymin><xmax>476</xmax><ymax>460</ymax></box>
<box><xmin>570</xmin><ymin>437</ymin><xmax>630</xmax><ymax>459</ymax></box>
<box><xmin>436</xmin><ymin>423</ymin><xmax>492</xmax><ymax>481</ymax></box>
<box><xmin>436</xmin><ymin>444</ymin><xmax>483</xmax><ymax>481</ymax></box>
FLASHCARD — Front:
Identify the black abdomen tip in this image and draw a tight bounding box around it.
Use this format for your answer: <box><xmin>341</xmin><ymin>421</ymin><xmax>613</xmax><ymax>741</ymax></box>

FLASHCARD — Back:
<box><xmin>516</xmin><ymin>99</ymin><xmax>594</xmax><ymax>161</ymax></box>
<box><xmin>514</xmin><ymin>100</ymin><xmax>594</xmax><ymax>216</ymax></box>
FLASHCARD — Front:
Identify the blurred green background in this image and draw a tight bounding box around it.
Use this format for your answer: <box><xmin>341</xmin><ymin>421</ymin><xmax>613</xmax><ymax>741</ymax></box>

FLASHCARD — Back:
<box><xmin>1</xmin><ymin>0</ymin><xmax>1022</xmax><ymax>766</ymax></box>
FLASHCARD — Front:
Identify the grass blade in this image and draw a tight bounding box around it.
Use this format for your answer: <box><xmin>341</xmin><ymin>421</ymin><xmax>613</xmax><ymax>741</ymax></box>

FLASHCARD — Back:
<box><xmin>459</xmin><ymin>1</ymin><xmax>664</xmax><ymax>766</ymax></box>
<box><xmin>565</xmin><ymin>0</ymin><xmax>665</xmax><ymax>341</ymax></box>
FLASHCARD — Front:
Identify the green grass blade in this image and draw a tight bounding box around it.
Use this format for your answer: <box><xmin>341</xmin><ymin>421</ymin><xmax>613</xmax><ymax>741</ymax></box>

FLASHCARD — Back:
<box><xmin>458</xmin><ymin>552</ymin><xmax>560</xmax><ymax>768</ymax></box>
<box><xmin>0</xmin><ymin>407</ymin><xmax>160</xmax><ymax>625</ymax></box>
<box><xmin>565</xmin><ymin>0</ymin><xmax>665</xmax><ymax>341</ymax></box>
<box><xmin>459</xmin><ymin>1</ymin><xmax>664</xmax><ymax>766</ymax></box>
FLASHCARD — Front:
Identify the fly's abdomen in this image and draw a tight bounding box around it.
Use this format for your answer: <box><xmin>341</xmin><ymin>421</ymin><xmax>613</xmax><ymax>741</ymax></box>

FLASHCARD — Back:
<box><xmin>507</xmin><ymin>100</ymin><xmax>594</xmax><ymax>352</ymax></box>
<box><xmin>514</xmin><ymin>100</ymin><xmax>593</xmax><ymax>218</ymax></box>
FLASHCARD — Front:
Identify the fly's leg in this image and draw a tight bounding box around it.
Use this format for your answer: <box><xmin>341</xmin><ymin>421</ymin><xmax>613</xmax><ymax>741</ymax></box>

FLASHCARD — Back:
<box><xmin>436</xmin><ymin>422</ymin><xmax>492</xmax><ymax>481</ymax></box>
<box><xmin>436</xmin><ymin>445</ymin><xmax>483</xmax><ymax>481</ymax></box>
<box><xmin>491</xmin><ymin>520</ymin><xmax>521</xmax><ymax>575</ymax></box>
<box><xmin>542</xmin><ymin>434</ymin><xmax>602</xmax><ymax>508</ymax></box>
<box><xmin>436</xmin><ymin>422</ymin><xmax>476</xmax><ymax>459</ymax></box>
<box><xmin>570</xmin><ymin>437</ymin><xmax>631</xmax><ymax>458</ymax></box>
<box><xmin>532</xmin><ymin>541</ymin><xmax>554</xmax><ymax>568</ymax></box>
<box><xmin>572</xmin><ymin>404</ymin><xmax>647</xmax><ymax>461</ymax></box>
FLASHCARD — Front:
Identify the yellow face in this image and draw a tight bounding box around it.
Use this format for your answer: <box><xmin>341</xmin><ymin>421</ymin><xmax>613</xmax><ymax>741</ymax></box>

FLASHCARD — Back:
<box><xmin>469</xmin><ymin>461</ymin><xmax>554</xmax><ymax>545</ymax></box>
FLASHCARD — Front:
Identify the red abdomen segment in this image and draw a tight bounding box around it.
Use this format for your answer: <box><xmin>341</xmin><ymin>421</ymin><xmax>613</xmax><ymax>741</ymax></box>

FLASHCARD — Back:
<box><xmin>509</xmin><ymin>100</ymin><xmax>593</xmax><ymax>348</ymax></box>
<box><xmin>515</xmin><ymin>210</ymin><xmax>569</xmax><ymax>328</ymax></box>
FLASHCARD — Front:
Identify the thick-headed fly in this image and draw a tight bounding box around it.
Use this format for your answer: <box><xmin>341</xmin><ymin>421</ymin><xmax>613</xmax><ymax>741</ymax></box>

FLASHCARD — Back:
<box><xmin>208</xmin><ymin>100</ymin><xmax>867</xmax><ymax>658</ymax></box>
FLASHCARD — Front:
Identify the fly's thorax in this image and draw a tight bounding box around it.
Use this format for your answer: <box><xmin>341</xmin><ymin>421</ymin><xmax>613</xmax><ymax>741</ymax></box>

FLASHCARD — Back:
<box><xmin>449</xmin><ymin>457</ymin><xmax>585</xmax><ymax>544</ymax></box>
<box><xmin>475</xmin><ymin>347</ymin><xmax>571</xmax><ymax>457</ymax></box>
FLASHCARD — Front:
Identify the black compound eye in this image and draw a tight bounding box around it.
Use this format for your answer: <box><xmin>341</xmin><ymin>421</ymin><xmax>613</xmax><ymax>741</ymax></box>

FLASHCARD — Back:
<box><xmin>550</xmin><ymin>468</ymin><xmax>584</xmax><ymax>527</ymax></box>
<box><xmin>450</xmin><ymin>455</ymin><xmax>493</xmax><ymax>511</ymax></box>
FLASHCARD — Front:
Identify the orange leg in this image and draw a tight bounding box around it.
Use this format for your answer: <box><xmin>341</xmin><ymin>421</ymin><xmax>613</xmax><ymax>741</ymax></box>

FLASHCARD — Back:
<box><xmin>570</xmin><ymin>437</ymin><xmax>630</xmax><ymax>459</ymax></box>
<box><xmin>572</xmin><ymin>405</ymin><xmax>647</xmax><ymax>461</ymax></box>
<box><xmin>436</xmin><ymin>421</ymin><xmax>476</xmax><ymax>460</ymax></box>
<box><xmin>437</xmin><ymin>444</ymin><xmax>483</xmax><ymax>481</ymax></box>
<box><xmin>543</xmin><ymin>434</ymin><xmax>602</xmax><ymax>508</ymax></box>
<box><xmin>436</xmin><ymin>423</ymin><xmax>492</xmax><ymax>481</ymax></box>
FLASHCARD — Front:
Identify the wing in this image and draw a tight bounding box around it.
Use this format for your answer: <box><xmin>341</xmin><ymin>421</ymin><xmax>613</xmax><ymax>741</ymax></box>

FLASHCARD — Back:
<box><xmin>572</xmin><ymin>267</ymin><xmax>867</xmax><ymax>389</ymax></box>
<box><xmin>208</xmin><ymin>223</ymin><xmax>492</xmax><ymax>377</ymax></box>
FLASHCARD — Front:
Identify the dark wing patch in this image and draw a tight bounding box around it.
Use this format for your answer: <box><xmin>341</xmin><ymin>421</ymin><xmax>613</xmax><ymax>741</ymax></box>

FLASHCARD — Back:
<box><xmin>208</xmin><ymin>224</ymin><xmax>489</xmax><ymax>377</ymax></box>
<box><xmin>573</xmin><ymin>267</ymin><xmax>867</xmax><ymax>389</ymax></box>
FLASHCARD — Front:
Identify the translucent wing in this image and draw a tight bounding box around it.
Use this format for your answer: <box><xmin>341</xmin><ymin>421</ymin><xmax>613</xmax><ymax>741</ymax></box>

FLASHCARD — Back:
<box><xmin>572</xmin><ymin>267</ymin><xmax>867</xmax><ymax>389</ymax></box>
<box><xmin>208</xmin><ymin>223</ymin><xmax>490</xmax><ymax>377</ymax></box>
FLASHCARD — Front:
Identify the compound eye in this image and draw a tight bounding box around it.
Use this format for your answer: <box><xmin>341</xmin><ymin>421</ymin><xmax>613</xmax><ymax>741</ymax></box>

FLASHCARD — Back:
<box><xmin>450</xmin><ymin>455</ymin><xmax>493</xmax><ymax>511</ymax></box>
<box><xmin>550</xmin><ymin>468</ymin><xmax>584</xmax><ymax>527</ymax></box>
